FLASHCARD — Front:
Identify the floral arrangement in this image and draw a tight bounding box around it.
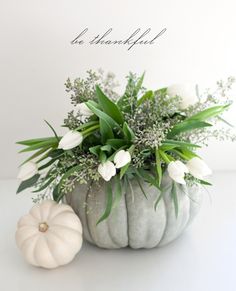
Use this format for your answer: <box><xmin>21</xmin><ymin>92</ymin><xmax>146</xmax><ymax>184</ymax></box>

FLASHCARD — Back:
<box><xmin>16</xmin><ymin>70</ymin><xmax>235</xmax><ymax>223</ymax></box>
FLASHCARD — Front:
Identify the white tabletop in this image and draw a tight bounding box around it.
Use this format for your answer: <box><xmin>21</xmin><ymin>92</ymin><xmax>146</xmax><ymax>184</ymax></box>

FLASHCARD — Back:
<box><xmin>0</xmin><ymin>171</ymin><xmax>236</xmax><ymax>291</ymax></box>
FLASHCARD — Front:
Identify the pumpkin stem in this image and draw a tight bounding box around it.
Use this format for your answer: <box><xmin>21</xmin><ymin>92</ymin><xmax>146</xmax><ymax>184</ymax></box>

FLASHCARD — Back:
<box><xmin>38</xmin><ymin>222</ymin><xmax>49</xmax><ymax>232</ymax></box>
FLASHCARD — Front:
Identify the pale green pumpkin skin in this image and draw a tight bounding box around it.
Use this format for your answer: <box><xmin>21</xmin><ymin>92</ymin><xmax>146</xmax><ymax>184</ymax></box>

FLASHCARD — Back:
<box><xmin>65</xmin><ymin>175</ymin><xmax>202</xmax><ymax>249</ymax></box>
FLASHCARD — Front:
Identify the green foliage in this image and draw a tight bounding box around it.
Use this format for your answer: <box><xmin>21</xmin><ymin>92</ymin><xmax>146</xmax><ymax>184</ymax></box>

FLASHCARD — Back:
<box><xmin>17</xmin><ymin>174</ymin><xmax>40</xmax><ymax>194</ymax></box>
<box><xmin>16</xmin><ymin>70</ymin><xmax>235</xmax><ymax>223</ymax></box>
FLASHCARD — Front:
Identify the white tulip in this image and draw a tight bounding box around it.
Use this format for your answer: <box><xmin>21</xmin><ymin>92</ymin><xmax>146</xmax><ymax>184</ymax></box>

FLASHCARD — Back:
<box><xmin>98</xmin><ymin>161</ymin><xmax>116</xmax><ymax>181</ymax></box>
<box><xmin>58</xmin><ymin>130</ymin><xmax>83</xmax><ymax>150</ymax></box>
<box><xmin>167</xmin><ymin>83</ymin><xmax>198</xmax><ymax>109</ymax></box>
<box><xmin>76</xmin><ymin>102</ymin><xmax>93</xmax><ymax>123</ymax></box>
<box><xmin>186</xmin><ymin>157</ymin><xmax>212</xmax><ymax>180</ymax></box>
<box><xmin>17</xmin><ymin>161</ymin><xmax>38</xmax><ymax>181</ymax></box>
<box><xmin>167</xmin><ymin>160</ymin><xmax>189</xmax><ymax>185</ymax></box>
<box><xmin>114</xmin><ymin>150</ymin><xmax>131</xmax><ymax>169</ymax></box>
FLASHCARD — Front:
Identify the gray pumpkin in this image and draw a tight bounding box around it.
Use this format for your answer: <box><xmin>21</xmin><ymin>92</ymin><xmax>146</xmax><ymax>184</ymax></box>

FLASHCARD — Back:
<box><xmin>65</xmin><ymin>174</ymin><xmax>202</xmax><ymax>249</ymax></box>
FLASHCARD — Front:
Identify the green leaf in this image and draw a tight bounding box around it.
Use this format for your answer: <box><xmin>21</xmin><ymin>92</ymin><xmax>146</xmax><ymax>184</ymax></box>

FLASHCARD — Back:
<box><xmin>48</xmin><ymin>149</ymin><xmax>64</xmax><ymax>158</ymax></box>
<box><xmin>120</xmin><ymin>163</ymin><xmax>130</xmax><ymax>179</ymax></box>
<box><xmin>155</xmin><ymin>148</ymin><xmax>162</xmax><ymax>187</ymax></box>
<box><xmin>113</xmin><ymin>176</ymin><xmax>122</xmax><ymax>209</ymax></box>
<box><xmin>135</xmin><ymin>176</ymin><xmax>148</xmax><ymax>199</ymax></box>
<box><xmin>197</xmin><ymin>179</ymin><xmax>212</xmax><ymax>186</ymax></box>
<box><xmin>154</xmin><ymin>190</ymin><xmax>164</xmax><ymax>210</ymax></box>
<box><xmin>101</xmin><ymin>144</ymin><xmax>112</xmax><ymax>152</ymax></box>
<box><xmin>179</xmin><ymin>148</ymin><xmax>198</xmax><ymax>159</ymax></box>
<box><xmin>96</xmin><ymin>182</ymin><xmax>113</xmax><ymax>225</ymax></box>
<box><xmin>187</xmin><ymin>105</ymin><xmax>230</xmax><ymax>122</ymax></box>
<box><xmin>52</xmin><ymin>184</ymin><xmax>60</xmax><ymax>201</ymax></box>
<box><xmin>16</xmin><ymin>174</ymin><xmax>40</xmax><ymax>194</ymax></box>
<box><xmin>19</xmin><ymin>138</ymin><xmax>59</xmax><ymax>153</ymax></box>
<box><xmin>163</xmin><ymin>139</ymin><xmax>200</xmax><ymax>148</ymax></box>
<box><xmin>217</xmin><ymin>116</ymin><xmax>234</xmax><ymax>127</ymax></box>
<box><xmin>86</xmin><ymin>101</ymin><xmax>122</xmax><ymax>130</ymax></box>
<box><xmin>123</xmin><ymin>122</ymin><xmax>135</xmax><ymax>142</ymax></box>
<box><xmin>171</xmin><ymin>182</ymin><xmax>178</xmax><ymax>218</ymax></box>
<box><xmin>96</xmin><ymin>85</ymin><xmax>124</xmax><ymax>125</ymax></box>
<box><xmin>44</xmin><ymin>120</ymin><xmax>59</xmax><ymax>141</ymax></box>
<box><xmin>156</xmin><ymin>87</ymin><xmax>167</xmax><ymax>95</ymax></box>
<box><xmin>137</xmin><ymin>90</ymin><xmax>154</xmax><ymax>106</ymax></box>
<box><xmin>20</xmin><ymin>147</ymin><xmax>51</xmax><ymax>166</ymax></box>
<box><xmin>136</xmin><ymin>168</ymin><xmax>160</xmax><ymax>189</ymax></box>
<box><xmin>159</xmin><ymin>150</ymin><xmax>173</xmax><ymax>163</ymax></box>
<box><xmin>89</xmin><ymin>145</ymin><xmax>101</xmax><ymax>157</ymax></box>
<box><xmin>38</xmin><ymin>158</ymin><xmax>58</xmax><ymax>171</ymax></box>
<box><xmin>106</xmin><ymin>139</ymin><xmax>127</xmax><ymax>150</ymax></box>
<box><xmin>99</xmin><ymin>118</ymin><xmax>114</xmax><ymax>143</ymax></box>
<box><xmin>99</xmin><ymin>151</ymin><xmax>107</xmax><ymax>163</ymax></box>
<box><xmin>16</xmin><ymin>137</ymin><xmax>57</xmax><ymax>146</ymax></box>
<box><xmin>33</xmin><ymin>177</ymin><xmax>55</xmax><ymax>193</ymax></box>
<box><xmin>168</xmin><ymin>120</ymin><xmax>212</xmax><ymax>138</ymax></box>
<box><xmin>159</xmin><ymin>144</ymin><xmax>178</xmax><ymax>151</ymax></box>
<box><xmin>134</xmin><ymin>72</ymin><xmax>145</xmax><ymax>97</ymax></box>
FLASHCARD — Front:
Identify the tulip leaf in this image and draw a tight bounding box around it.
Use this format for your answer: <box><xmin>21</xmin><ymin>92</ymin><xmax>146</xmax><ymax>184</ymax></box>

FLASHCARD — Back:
<box><xmin>171</xmin><ymin>182</ymin><xmax>178</xmax><ymax>218</ymax></box>
<box><xmin>154</xmin><ymin>189</ymin><xmax>164</xmax><ymax>210</ymax></box>
<box><xmin>155</xmin><ymin>148</ymin><xmax>162</xmax><ymax>187</ymax></box>
<box><xmin>106</xmin><ymin>139</ymin><xmax>127</xmax><ymax>150</ymax></box>
<box><xmin>86</xmin><ymin>101</ymin><xmax>122</xmax><ymax>130</ymax></box>
<box><xmin>89</xmin><ymin>145</ymin><xmax>101</xmax><ymax>157</ymax></box>
<box><xmin>137</xmin><ymin>90</ymin><xmax>154</xmax><ymax>106</ymax></box>
<box><xmin>99</xmin><ymin>118</ymin><xmax>114</xmax><ymax>143</ymax></box>
<box><xmin>135</xmin><ymin>168</ymin><xmax>160</xmax><ymax>189</ymax></box>
<box><xmin>123</xmin><ymin>122</ymin><xmax>135</xmax><ymax>142</ymax></box>
<box><xmin>16</xmin><ymin>174</ymin><xmax>40</xmax><ymax>194</ymax></box>
<box><xmin>187</xmin><ymin>104</ymin><xmax>230</xmax><ymax>122</ymax></box>
<box><xmin>135</xmin><ymin>176</ymin><xmax>148</xmax><ymax>199</ymax></box>
<box><xmin>52</xmin><ymin>184</ymin><xmax>60</xmax><ymax>201</ymax></box>
<box><xmin>163</xmin><ymin>139</ymin><xmax>200</xmax><ymax>148</ymax></box>
<box><xmin>197</xmin><ymin>179</ymin><xmax>212</xmax><ymax>186</ymax></box>
<box><xmin>16</xmin><ymin>137</ymin><xmax>57</xmax><ymax>146</ymax></box>
<box><xmin>113</xmin><ymin>176</ymin><xmax>122</xmax><ymax>209</ymax></box>
<box><xmin>168</xmin><ymin>120</ymin><xmax>212</xmax><ymax>138</ymax></box>
<box><xmin>19</xmin><ymin>139</ymin><xmax>59</xmax><ymax>153</ymax></box>
<box><xmin>134</xmin><ymin>72</ymin><xmax>145</xmax><ymax>97</ymax></box>
<box><xmin>38</xmin><ymin>158</ymin><xmax>58</xmax><ymax>171</ymax></box>
<box><xmin>44</xmin><ymin>120</ymin><xmax>59</xmax><ymax>141</ymax></box>
<box><xmin>20</xmin><ymin>147</ymin><xmax>51</xmax><ymax>166</ymax></box>
<box><xmin>33</xmin><ymin>177</ymin><xmax>55</xmax><ymax>193</ymax></box>
<box><xmin>96</xmin><ymin>85</ymin><xmax>124</xmax><ymax>125</ymax></box>
<box><xmin>96</xmin><ymin>182</ymin><xmax>113</xmax><ymax>225</ymax></box>
<box><xmin>120</xmin><ymin>163</ymin><xmax>130</xmax><ymax>179</ymax></box>
<box><xmin>100</xmin><ymin>144</ymin><xmax>112</xmax><ymax>152</ymax></box>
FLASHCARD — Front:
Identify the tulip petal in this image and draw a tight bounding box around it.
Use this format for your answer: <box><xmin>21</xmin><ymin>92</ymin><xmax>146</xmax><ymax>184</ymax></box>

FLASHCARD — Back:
<box><xmin>114</xmin><ymin>150</ymin><xmax>131</xmax><ymax>169</ymax></box>
<box><xmin>98</xmin><ymin>161</ymin><xmax>116</xmax><ymax>181</ymax></box>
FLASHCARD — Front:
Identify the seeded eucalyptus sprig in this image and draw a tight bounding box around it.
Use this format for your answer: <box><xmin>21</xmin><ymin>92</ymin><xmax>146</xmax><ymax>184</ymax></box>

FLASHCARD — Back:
<box><xmin>16</xmin><ymin>71</ymin><xmax>235</xmax><ymax>224</ymax></box>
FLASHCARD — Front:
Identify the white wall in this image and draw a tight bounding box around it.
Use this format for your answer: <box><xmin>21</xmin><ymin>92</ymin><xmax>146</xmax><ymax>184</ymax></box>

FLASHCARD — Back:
<box><xmin>0</xmin><ymin>0</ymin><xmax>236</xmax><ymax>179</ymax></box>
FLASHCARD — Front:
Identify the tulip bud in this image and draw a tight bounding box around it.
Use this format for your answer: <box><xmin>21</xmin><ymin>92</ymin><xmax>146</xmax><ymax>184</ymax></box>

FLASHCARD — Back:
<box><xmin>186</xmin><ymin>157</ymin><xmax>212</xmax><ymax>180</ymax></box>
<box><xmin>167</xmin><ymin>83</ymin><xmax>198</xmax><ymax>109</ymax></box>
<box><xmin>167</xmin><ymin>160</ymin><xmax>189</xmax><ymax>185</ymax></box>
<box><xmin>98</xmin><ymin>161</ymin><xmax>116</xmax><ymax>181</ymax></box>
<box><xmin>17</xmin><ymin>161</ymin><xmax>38</xmax><ymax>181</ymax></box>
<box><xmin>58</xmin><ymin>130</ymin><xmax>83</xmax><ymax>150</ymax></box>
<box><xmin>76</xmin><ymin>102</ymin><xmax>93</xmax><ymax>123</ymax></box>
<box><xmin>114</xmin><ymin>150</ymin><xmax>131</xmax><ymax>169</ymax></box>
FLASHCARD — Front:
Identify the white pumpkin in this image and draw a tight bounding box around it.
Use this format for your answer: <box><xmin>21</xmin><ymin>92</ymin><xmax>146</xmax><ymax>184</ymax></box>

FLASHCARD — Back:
<box><xmin>15</xmin><ymin>200</ymin><xmax>83</xmax><ymax>269</ymax></box>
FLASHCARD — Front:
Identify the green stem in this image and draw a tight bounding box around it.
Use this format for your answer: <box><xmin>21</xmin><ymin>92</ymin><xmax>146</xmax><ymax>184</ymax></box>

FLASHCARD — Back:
<box><xmin>82</xmin><ymin>124</ymin><xmax>100</xmax><ymax>135</ymax></box>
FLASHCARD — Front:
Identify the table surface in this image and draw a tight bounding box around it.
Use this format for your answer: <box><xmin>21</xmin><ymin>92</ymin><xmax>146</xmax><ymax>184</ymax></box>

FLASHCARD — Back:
<box><xmin>0</xmin><ymin>171</ymin><xmax>236</xmax><ymax>291</ymax></box>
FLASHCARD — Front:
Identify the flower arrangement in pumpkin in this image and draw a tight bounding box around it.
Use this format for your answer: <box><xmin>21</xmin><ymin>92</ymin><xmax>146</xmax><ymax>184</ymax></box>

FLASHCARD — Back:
<box><xmin>16</xmin><ymin>71</ymin><xmax>235</xmax><ymax>222</ymax></box>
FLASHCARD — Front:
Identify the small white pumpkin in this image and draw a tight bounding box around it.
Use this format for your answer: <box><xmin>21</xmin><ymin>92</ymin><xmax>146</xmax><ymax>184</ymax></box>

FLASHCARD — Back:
<box><xmin>16</xmin><ymin>200</ymin><xmax>83</xmax><ymax>269</ymax></box>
